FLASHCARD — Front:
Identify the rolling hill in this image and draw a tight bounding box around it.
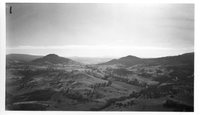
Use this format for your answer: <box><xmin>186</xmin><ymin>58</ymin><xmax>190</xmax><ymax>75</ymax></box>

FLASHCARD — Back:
<box><xmin>6</xmin><ymin>54</ymin><xmax>42</xmax><ymax>62</ymax></box>
<box><xmin>99</xmin><ymin>55</ymin><xmax>144</xmax><ymax>67</ymax></box>
<box><xmin>6</xmin><ymin>54</ymin><xmax>42</xmax><ymax>66</ymax></box>
<box><xmin>6</xmin><ymin>52</ymin><xmax>194</xmax><ymax>111</ymax></box>
<box><xmin>148</xmin><ymin>52</ymin><xmax>194</xmax><ymax>65</ymax></box>
<box><xmin>100</xmin><ymin>52</ymin><xmax>194</xmax><ymax>67</ymax></box>
<box><xmin>31</xmin><ymin>54</ymin><xmax>81</xmax><ymax>65</ymax></box>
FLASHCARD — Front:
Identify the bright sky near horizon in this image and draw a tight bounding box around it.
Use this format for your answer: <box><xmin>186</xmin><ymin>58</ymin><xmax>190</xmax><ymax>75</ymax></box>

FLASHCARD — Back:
<box><xmin>6</xmin><ymin>3</ymin><xmax>194</xmax><ymax>58</ymax></box>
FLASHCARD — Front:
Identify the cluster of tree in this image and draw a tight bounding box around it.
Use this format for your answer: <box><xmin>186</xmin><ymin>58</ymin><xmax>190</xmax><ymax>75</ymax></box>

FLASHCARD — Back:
<box><xmin>153</xmin><ymin>75</ymin><xmax>171</xmax><ymax>83</ymax></box>
<box><xmin>163</xmin><ymin>99</ymin><xmax>193</xmax><ymax>111</ymax></box>
<box><xmin>85</xmin><ymin>65</ymin><xmax>102</xmax><ymax>73</ymax></box>
<box><xmin>138</xmin><ymin>72</ymin><xmax>152</xmax><ymax>78</ymax></box>
<box><xmin>63</xmin><ymin>83</ymin><xmax>107</xmax><ymax>99</ymax></box>
<box><xmin>17</xmin><ymin>69</ymin><xmax>44</xmax><ymax>89</ymax></box>
<box><xmin>104</xmin><ymin>68</ymin><xmax>149</xmax><ymax>87</ymax></box>
<box><xmin>137</xmin><ymin>68</ymin><xmax>164</xmax><ymax>78</ymax></box>
<box><xmin>62</xmin><ymin>87</ymin><xmax>104</xmax><ymax>101</ymax></box>
<box><xmin>115</xmin><ymin>100</ymin><xmax>135</xmax><ymax>107</ymax></box>
<box><xmin>102</xmin><ymin>71</ymin><xmax>114</xmax><ymax>80</ymax></box>
<box><xmin>156</xmin><ymin>69</ymin><xmax>162</xmax><ymax>73</ymax></box>
<box><xmin>112</xmin><ymin>68</ymin><xmax>133</xmax><ymax>76</ymax></box>
<box><xmin>90</xmin><ymin>97</ymin><xmax>119</xmax><ymax>111</ymax></box>
<box><xmin>128</xmin><ymin>91</ymin><xmax>140</xmax><ymax>98</ymax></box>
<box><xmin>17</xmin><ymin>65</ymin><xmax>66</xmax><ymax>77</ymax></box>
<box><xmin>17</xmin><ymin>68</ymin><xmax>43</xmax><ymax>77</ymax></box>
<box><xmin>91</xmin><ymin>91</ymin><xmax>140</xmax><ymax>111</ymax></box>
<box><xmin>138</xmin><ymin>84</ymin><xmax>179</xmax><ymax>99</ymax></box>
<box><xmin>16</xmin><ymin>66</ymin><xmax>67</xmax><ymax>90</ymax></box>
<box><xmin>167</xmin><ymin>64</ymin><xmax>194</xmax><ymax>78</ymax></box>
<box><xmin>113</xmin><ymin>76</ymin><xmax>148</xmax><ymax>87</ymax></box>
<box><xmin>84</xmin><ymin>90</ymin><xmax>95</xmax><ymax>98</ymax></box>
<box><xmin>84</xmin><ymin>90</ymin><xmax>104</xmax><ymax>99</ymax></box>
<box><xmin>62</xmin><ymin>89</ymin><xmax>89</xmax><ymax>102</ymax></box>
<box><xmin>85</xmin><ymin>70</ymin><xmax>104</xmax><ymax>79</ymax></box>
<box><xmin>89</xmin><ymin>81</ymin><xmax>112</xmax><ymax>89</ymax></box>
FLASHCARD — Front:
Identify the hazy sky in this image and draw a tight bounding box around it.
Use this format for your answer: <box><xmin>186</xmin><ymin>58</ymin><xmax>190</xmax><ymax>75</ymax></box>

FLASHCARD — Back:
<box><xmin>6</xmin><ymin>3</ymin><xmax>194</xmax><ymax>58</ymax></box>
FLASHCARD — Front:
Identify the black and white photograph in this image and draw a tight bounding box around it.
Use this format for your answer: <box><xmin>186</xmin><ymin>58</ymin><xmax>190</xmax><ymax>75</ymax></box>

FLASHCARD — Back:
<box><xmin>5</xmin><ymin>2</ymin><xmax>195</xmax><ymax>112</ymax></box>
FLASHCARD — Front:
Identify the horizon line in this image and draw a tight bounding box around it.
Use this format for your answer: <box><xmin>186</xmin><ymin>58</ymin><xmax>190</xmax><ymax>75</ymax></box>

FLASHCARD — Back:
<box><xmin>6</xmin><ymin>51</ymin><xmax>194</xmax><ymax>59</ymax></box>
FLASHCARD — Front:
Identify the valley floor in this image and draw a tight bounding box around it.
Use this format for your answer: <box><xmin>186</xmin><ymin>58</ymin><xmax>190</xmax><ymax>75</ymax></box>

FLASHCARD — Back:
<box><xmin>6</xmin><ymin>61</ymin><xmax>194</xmax><ymax>111</ymax></box>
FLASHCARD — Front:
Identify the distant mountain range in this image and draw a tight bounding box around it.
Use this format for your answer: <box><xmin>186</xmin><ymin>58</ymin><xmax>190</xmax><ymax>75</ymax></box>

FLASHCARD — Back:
<box><xmin>6</xmin><ymin>52</ymin><xmax>194</xmax><ymax>67</ymax></box>
<box><xmin>69</xmin><ymin>57</ymin><xmax>113</xmax><ymax>64</ymax></box>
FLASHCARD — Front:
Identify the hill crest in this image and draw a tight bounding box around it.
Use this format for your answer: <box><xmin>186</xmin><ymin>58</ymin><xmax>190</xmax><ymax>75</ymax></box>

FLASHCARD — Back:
<box><xmin>31</xmin><ymin>54</ymin><xmax>81</xmax><ymax>65</ymax></box>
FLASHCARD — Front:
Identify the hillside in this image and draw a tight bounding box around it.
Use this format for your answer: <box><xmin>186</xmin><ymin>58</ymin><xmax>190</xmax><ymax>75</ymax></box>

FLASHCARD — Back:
<box><xmin>6</xmin><ymin>54</ymin><xmax>42</xmax><ymax>66</ymax></box>
<box><xmin>148</xmin><ymin>52</ymin><xmax>194</xmax><ymax>65</ymax></box>
<box><xmin>100</xmin><ymin>52</ymin><xmax>194</xmax><ymax>67</ymax></box>
<box><xmin>31</xmin><ymin>54</ymin><xmax>81</xmax><ymax>65</ymax></box>
<box><xmin>100</xmin><ymin>55</ymin><xmax>144</xmax><ymax>67</ymax></box>
<box><xmin>7</xmin><ymin>54</ymin><xmax>42</xmax><ymax>62</ymax></box>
